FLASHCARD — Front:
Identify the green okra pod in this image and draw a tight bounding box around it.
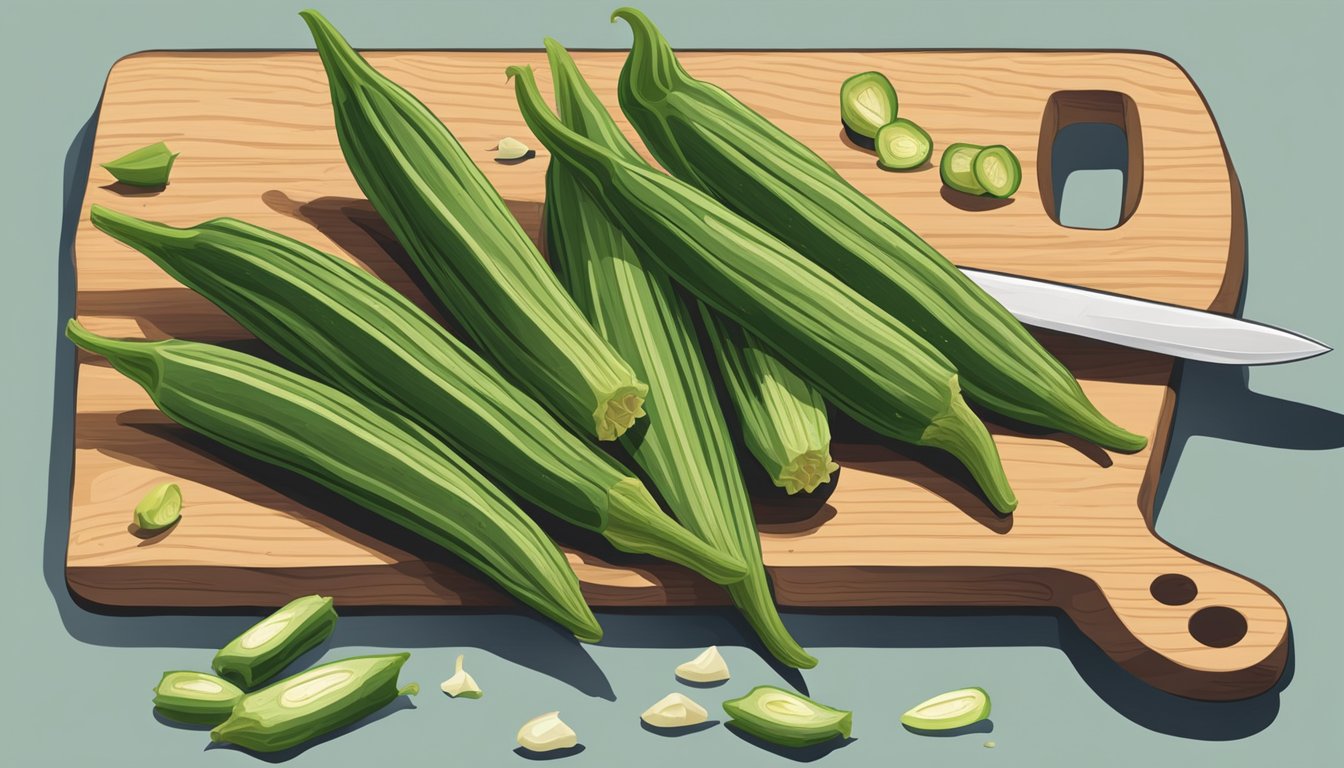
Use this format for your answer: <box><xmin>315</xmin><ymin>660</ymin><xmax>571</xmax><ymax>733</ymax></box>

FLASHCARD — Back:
<box><xmin>90</xmin><ymin>205</ymin><xmax>743</xmax><ymax>585</ymax></box>
<box><xmin>700</xmin><ymin>309</ymin><xmax>837</xmax><ymax>495</ymax></box>
<box><xmin>509</xmin><ymin>64</ymin><xmax>1017</xmax><ymax>514</ymax></box>
<box><xmin>541</xmin><ymin>38</ymin><xmax>815</xmax><ymax>668</ymax></box>
<box><xmin>66</xmin><ymin>321</ymin><xmax>601</xmax><ymax>642</ymax></box>
<box><xmin>211</xmin><ymin>654</ymin><xmax>418</xmax><ymax>753</ymax></box>
<box><xmin>300</xmin><ymin>9</ymin><xmax>647</xmax><ymax>442</ymax></box>
<box><xmin>613</xmin><ymin>7</ymin><xmax>1144</xmax><ymax>452</ymax></box>
<box><xmin>213</xmin><ymin>595</ymin><xmax>338</xmax><ymax>689</ymax></box>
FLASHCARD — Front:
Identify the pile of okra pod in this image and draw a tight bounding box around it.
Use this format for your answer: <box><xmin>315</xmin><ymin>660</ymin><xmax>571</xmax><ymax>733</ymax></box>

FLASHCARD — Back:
<box><xmin>73</xmin><ymin>8</ymin><xmax>1145</xmax><ymax>672</ymax></box>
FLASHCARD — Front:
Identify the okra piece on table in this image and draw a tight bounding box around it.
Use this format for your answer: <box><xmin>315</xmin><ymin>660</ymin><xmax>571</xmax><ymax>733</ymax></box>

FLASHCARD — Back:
<box><xmin>212</xmin><ymin>654</ymin><xmax>418</xmax><ymax>753</ymax></box>
<box><xmin>700</xmin><ymin>309</ymin><xmax>837</xmax><ymax>495</ymax></box>
<box><xmin>723</xmin><ymin>686</ymin><xmax>852</xmax><ymax>747</ymax></box>
<box><xmin>153</xmin><ymin>671</ymin><xmax>244</xmax><ymax>726</ymax></box>
<box><xmin>300</xmin><ymin>10</ymin><xmax>646</xmax><ymax>442</ymax></box>
<box><xmin>213</xmin><ymin>595</ymin><xmax>337</xmax><ymax>689</ymax></box>
<box><xmin>90</xmin><ymin>206</ymin><xmax>743</xmax><ymax>585</ymax></box>
<box><xmin>613</xmin><ymin>7</ymin><xmax>1145</xmax><ymax>453</ymax></box>
<box><xmin>65</xmin><ymin>322</ymin><xmax>601</xmax><ymax>642</ymax></box>
<box><xmin>510</xmin><ymin>65</ymin><xmax>1017</xmax><ymax>514</ymax></box>
<box><xmin>541</xmin><ymin>38</ymin><xmax>815</xmax><ymax>668</ymax></box>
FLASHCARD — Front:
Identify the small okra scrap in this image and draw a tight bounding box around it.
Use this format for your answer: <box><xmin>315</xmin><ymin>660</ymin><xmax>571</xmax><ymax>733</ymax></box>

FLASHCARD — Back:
<box><xmin>100</xmin><ymin>141</ymin><xmax>178</xmax><ymax>187</ymax></box>
<box><xmin>152</xmin><ymin>671</ymin><xmax>244</xmax><ymax>726</ymax></box>
<box><xmin>674</xmin><ymin>646</ymin><xmax>730</xmax><ymax>684</ymax></box>
<box><xmin>133</xmin><ymin>482</ymin><xmax>182</xmax><ymax>531</ymax></box>
<box><xmin>439</xmin><ymin>654</ymin><xmax>482</xmax><ymax>699</ymax></box>
<box><xmin>213</xmin><ymin>594</ymin><xmax>338</xmax><ymax>689</ymax></box>
<box><xmin>722</xmin><ymin>686</ymin><xmax>852</xmax><ymax>747</ymax></box>
<box><xmin>641</xmin><ymin>692</ymin><xmax>708</xmax><ymax>728</ymax></box>
<box><xmin>517</xmin><ymin>711</ymin><xmax>578</xmax><ymax>753</ymax></box>
<box><xmin>211</xmin><ymin>653</ymin><xmax>418</xmax><ymax>753</ymax></box>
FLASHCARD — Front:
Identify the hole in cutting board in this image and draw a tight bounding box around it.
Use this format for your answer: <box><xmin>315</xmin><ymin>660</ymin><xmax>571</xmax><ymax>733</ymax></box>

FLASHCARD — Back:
<box><xmin>1037</xmin><ymin>90</ymin><xmax>1144</xmax><ymax>230</ymax></box>
<box><xmin>1188</xmin><ymin>606</ymin><xmax>1248</xmax><ymax>648</ymax></box>
<box><xmin>1150</xmin><ymin>573</ymin><xmax>1198</xmax><ymax>606</ymax></box>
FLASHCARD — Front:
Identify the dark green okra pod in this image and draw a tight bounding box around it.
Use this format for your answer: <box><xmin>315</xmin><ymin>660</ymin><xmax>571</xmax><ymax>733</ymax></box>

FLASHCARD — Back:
<box><xmin>66</xmin><ymin>322</ymin><xmax>601</xmax><ymax>642</ymax></box>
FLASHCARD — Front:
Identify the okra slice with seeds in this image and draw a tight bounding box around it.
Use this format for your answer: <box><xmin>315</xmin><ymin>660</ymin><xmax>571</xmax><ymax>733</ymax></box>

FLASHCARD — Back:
<box><xmin>723</xmin><ymin>686</ymin><xmax>852</xmax><ymax>747</ymax></box>
<box><xmin>940</xmin><ymin>142</ymin><xmax>987</xmax><ymax>195</ymax></box>
<box><xmin>875</xmin><ymin>118</ymin><xmax>933</xmax><ymax>170</ymax></box>
<box><xmin>153</xmin><ymin>671</ymin><xmax>244</xmax><ymax>726</ymax></box>
<box><xmin>211</xmin><ymin>654</ymin><xmax>418</xmax><ymax>753</ymax></box>
<box><xmin>213</xmin><ymin>594</ymin><xmax>338</xmax><ymax>689</ymax></box>
<box><xmin>972</xmin><ymin>145</ymin><xmax>1022</xmax><ymax>198</ymax></box>
<box><xmin>839</xmin><ymin>71</ymin><xmax>898</xmax><ymax>140</ymax></box>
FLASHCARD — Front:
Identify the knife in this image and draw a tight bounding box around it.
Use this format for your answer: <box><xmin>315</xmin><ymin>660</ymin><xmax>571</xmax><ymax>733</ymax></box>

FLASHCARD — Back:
<box><xmin>962</xmin><ymin>269</ymin><xmax>1331</xmax><ymax>365</ymax></box>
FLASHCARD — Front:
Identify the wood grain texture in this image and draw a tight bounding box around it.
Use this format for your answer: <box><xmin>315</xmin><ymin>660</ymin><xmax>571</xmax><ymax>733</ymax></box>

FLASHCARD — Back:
<box><xmin>68</xmin><ymin>50</ymin><xmax>1283</xmax><ymax>700</ymax></box>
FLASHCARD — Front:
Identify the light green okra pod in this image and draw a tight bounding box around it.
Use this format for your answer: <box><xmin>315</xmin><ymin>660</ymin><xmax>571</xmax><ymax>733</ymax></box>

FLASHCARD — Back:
<box><xmin>540</xmin><ymin>39</ymin><xmax>815</xmax><ymax>668</ymax></box>
<box><xmin>700</xmin><ymin>310</ymin><xmax>838</xmax><ymax>495</ymax></box>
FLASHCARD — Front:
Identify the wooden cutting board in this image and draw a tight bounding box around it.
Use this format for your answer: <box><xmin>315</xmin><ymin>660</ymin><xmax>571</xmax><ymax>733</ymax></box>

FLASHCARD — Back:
<box><xmin>68</xmin><ymin>49</ymin><xmax>1286</xmax><ymax>701</ymax></box>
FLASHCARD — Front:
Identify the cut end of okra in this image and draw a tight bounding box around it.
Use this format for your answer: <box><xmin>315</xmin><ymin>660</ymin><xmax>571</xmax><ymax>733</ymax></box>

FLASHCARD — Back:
<box><xmin>774</xmin><ymin>450</ymin><xmax>840</xmax><ymax>495</ymax></box>
<box><xmin>675</xmin><ymin>645</ymin><xmax>730</xmax><ymax>683</ymax></box>
<box><xmin>594</xmin><ymin>385</ymin><xmax>649</xmax><ymax>441</ymax></box>
<box><xmin>875</xmin><ymin>119</ymin><xmax>933</xmax><ymax>170</ymax></box>
<box><xmin>517</xmin><ymin>711</ymin><xmax>578</xmax><ymax>753</ymax></box>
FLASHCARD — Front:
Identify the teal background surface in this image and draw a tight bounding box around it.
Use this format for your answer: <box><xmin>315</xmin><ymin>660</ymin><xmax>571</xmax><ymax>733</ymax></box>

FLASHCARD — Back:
<box><xmin>3</xmin><ymin>0</ymin><xmax>1341</xmax><ymax>764</ymax></box>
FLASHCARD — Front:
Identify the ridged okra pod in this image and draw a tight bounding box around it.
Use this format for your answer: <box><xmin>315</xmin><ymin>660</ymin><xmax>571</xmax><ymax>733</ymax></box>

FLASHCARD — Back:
<box><xmin>541</xmin><ymin>39</ymin><xmax>814</xmax><ymax>667</ymax></box>
<box><xmin>509</xmin><ymin>66</ymin><xmax>1017</xmax><ymax>514</ymax></box>
<box><xmin>300</xmin><ymin>10</ymin><xmax>647</xmax><ymax>442</ymax></box>
<box><xmin>213</xmin><ymin>594</ymin><xmax>338</xmax><ymax>689</ymax></box>
<box><xmin>613</xmin><ymin>7</ymin><xmax>1144</xmax><ymax>453</ymax></box>
<box><xmin>89</xmin><ymin>206</ymin><xmax>742</xmax><ymax>585</ymax></box>
<box><xmin>211</xmin><ymin>654</ymin><xmax>418</xmax><ymax>753</ymax></box>
<box><xmin>66</xmin><ymin>321</ymin><xmax>601</xmax><ymax>642</ymax></box>
<box><xmin>700</xmin><ymin>309</ymin><xmax>838</xmax><ymax>494</ymax></box>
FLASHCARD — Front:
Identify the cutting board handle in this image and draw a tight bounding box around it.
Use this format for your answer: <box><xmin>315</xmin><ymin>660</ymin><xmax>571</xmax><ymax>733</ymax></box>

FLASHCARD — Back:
<box><xmin>1063</xmin><ymin>542</ymin><xmax>1289</xmax><ymax>700</ymax></box>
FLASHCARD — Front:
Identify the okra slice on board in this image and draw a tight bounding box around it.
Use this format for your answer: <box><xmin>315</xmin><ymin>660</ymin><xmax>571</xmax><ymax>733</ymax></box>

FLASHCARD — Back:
<box><xmin>213</xmin><ymin>595</ymin><xmax>338</xmax><ymax>689</ymax></box>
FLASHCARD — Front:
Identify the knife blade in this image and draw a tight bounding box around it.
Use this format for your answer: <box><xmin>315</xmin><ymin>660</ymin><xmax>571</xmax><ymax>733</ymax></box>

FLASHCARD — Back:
<box><xmin>962</xmin><ymin>268</ymin><xmax>1331</xmax><ymax>365</ymax></box>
